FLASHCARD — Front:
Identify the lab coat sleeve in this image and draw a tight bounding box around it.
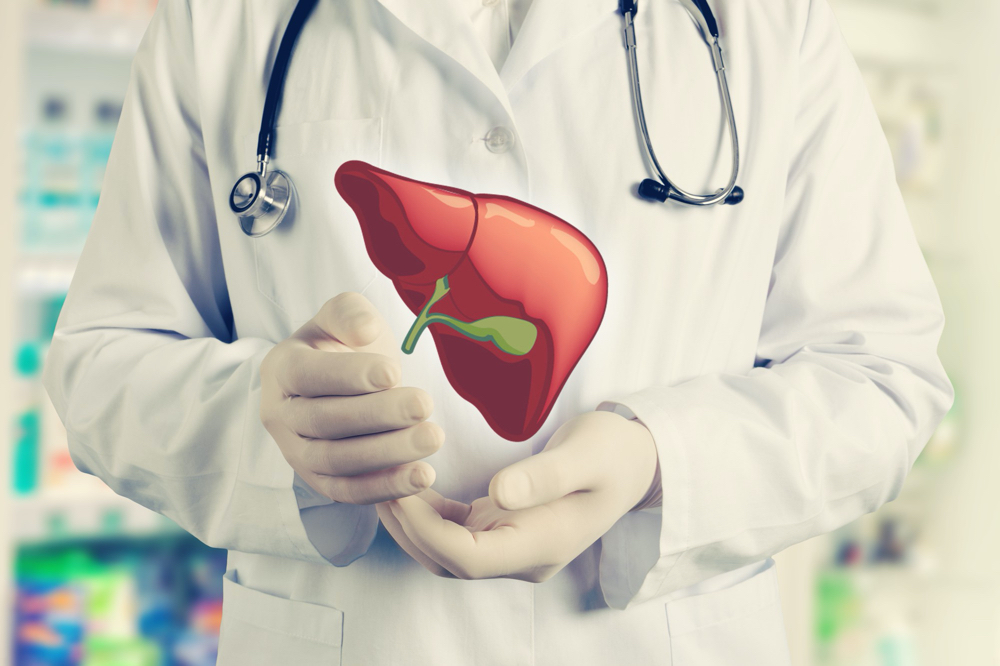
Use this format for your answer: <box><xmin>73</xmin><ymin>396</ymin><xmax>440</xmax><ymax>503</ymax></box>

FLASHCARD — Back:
<box><xmin>594</xmin><ymin>0</ymin><xmax>954</xmax><ymax>609</ymax></box>
<box><xmin>40</xmin><ymin>0</ymin><xmax>378</xmax><ymax>567</ymax></box>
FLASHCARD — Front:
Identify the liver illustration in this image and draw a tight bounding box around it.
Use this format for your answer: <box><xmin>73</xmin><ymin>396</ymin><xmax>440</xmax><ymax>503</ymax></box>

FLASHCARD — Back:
<box><xmin>335</xmin><ymin>161</ymin><xmax>608</xmax><ymax>442</ymax></box>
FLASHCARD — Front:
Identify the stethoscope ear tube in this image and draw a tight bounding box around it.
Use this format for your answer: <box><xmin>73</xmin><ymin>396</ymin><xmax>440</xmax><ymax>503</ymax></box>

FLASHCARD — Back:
<box><xmin>619</xmin><ymin>0</ymin><xmax>637</xmax><ymax>16</ymax></box>
<box><xmin>683</xmin><ymin>0</ymin><xmax>719</xmax><ymax>39</ymax></box>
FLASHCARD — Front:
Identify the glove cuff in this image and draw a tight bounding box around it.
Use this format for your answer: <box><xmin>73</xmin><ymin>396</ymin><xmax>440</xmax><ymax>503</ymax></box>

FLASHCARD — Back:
<box><xmin>630</xmin><ymin>456</ymin><xmax>663</xmax><ymax>512</ymax></box>
<box><xmin>597</xmin><ymin>401</ymin><xmax>664</xmax><ymax>513</ymax></box>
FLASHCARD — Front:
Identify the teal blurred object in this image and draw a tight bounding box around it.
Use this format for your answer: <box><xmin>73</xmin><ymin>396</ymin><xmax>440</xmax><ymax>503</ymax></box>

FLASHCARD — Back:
<box><xmin>16</xmin><ymin>341</ymin><xmax>44</xmax><ymax>375</ymax></box>
<box><xmin>13</xmin><ymin>409</ymin><xmax>41</xmax><ymax>495</ymax></box>
<box><xmin>12</xmin><ymin>342</ymin><xmax>45</xmax><ymax>495</ymax></box>
<box><xmin>41</xmin><ymin>293</ymin><xmax>68</xmax><ymax>342</ymax></box>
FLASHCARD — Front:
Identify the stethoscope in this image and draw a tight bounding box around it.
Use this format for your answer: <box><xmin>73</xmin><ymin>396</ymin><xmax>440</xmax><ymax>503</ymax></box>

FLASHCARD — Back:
<box><xmin>230</xmin><ymin>0</ymin><xmax>744</xmax><ymax>237</ymax></box>
<box><xmin>623</xmin><ymin>0</ymin><xmax>744</xmax><ymax>206</ymax></box>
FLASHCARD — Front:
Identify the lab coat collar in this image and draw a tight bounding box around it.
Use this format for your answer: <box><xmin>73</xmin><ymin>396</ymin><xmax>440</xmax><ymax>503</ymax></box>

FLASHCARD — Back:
<box><xmin>500</xmin><ymin>0</ymin><xmax>615</xmax><ymax>91</ymax></box>
<box><xmin>374</xmin><ymin>0</ymin><xmax>615</xmax><ymax>118</ymax></box>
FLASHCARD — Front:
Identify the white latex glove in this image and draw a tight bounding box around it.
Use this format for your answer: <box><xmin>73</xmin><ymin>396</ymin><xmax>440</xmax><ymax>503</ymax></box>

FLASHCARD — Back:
<box><xmin>260</xmin><ymin>292</ymin><xmax>444</xmax><ymax>504</ymax></box>
<box><xmin>377</xmin><ymin>411</ymin><xmax>661</xmax><ymax>582</ymax></box>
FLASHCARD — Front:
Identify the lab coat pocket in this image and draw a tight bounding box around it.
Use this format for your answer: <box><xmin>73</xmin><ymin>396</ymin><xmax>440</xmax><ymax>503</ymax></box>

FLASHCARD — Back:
<box><xmin>249</xmin><ymin>117</ymin><xmax>383</xmax><ymax>324</ymax></box>
<box><xmin>665</xmin><ymin>559</ymin><xmax>791</xmax><ymax>666</ymax></box>
<box><xmin>217</xmin><ymin>571</ymin><xmax>344</xmax><ymax>665</ymax></box>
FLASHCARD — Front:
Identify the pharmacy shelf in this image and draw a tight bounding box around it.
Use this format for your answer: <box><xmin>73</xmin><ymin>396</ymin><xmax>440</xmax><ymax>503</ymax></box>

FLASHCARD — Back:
<box><xmin>11</xmin><ymin>487</ymin><xmax>182</xmax><ymax>546</ymax></box>
<box><xmin>25</xmin><ymin>5</ymin><xmax>151</xmax><ymax>57</ymax></box>
<box><xmin>2</xmin><ymin>2</ymin><xmax>26</xmax><ymax>663</ymax></box>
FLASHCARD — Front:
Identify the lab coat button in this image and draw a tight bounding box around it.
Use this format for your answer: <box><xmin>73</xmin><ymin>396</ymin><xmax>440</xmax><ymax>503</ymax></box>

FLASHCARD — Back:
<box><xmin>485</xmin><ymin>126</ymin><xmax>515</xmax><ymax>153</ymax></box>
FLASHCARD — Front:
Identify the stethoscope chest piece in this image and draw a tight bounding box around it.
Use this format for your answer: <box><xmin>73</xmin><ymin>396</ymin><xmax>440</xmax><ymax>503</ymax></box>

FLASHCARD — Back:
<box><xmin>230</xmin><ymin>168</ymin><xmax>294</xmax><ymax>237</ymax></box>
<box><xmin>231</xmin><ymin>0</ymin><xmax>319</xmax><ymax>237</ymax></box>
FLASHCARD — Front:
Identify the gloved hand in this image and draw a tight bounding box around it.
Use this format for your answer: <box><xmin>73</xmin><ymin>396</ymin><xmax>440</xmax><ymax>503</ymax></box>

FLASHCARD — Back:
<box><xmin>260</xmin><ymin>292</ymin><xmax>444</xmax><ymax>504</ymax></box>
<box><xmin>376</xmin><ymin>411</ymin><xmax>662</xmax><ymax>582</ymax></box>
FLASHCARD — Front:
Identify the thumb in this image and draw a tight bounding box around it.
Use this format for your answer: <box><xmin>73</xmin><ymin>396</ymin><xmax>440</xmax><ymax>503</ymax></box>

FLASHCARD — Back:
<box><xmin>304</xmin><ymin>292</ymin><xmax>401</xmax><ymax>362</ymax></box>
<box><xmin>489</xmin><ymin>445</ymin><xmax>591</xmax><ymax>512</ymax></box>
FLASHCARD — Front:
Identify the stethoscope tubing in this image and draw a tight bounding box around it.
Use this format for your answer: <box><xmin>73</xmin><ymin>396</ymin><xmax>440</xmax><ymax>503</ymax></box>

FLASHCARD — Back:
<box><xmin>256</xmin><ymin>0</ymin><xmax>320</xmax><ymax>171</ymax></box>
<box><xmin>623</xmin><ymin>9</ymin><xmax>741</xmax><ymax>206</ymax></box>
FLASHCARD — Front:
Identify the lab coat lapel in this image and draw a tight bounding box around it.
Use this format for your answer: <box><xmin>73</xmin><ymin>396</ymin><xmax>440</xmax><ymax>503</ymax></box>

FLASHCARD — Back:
<box><xmin>500</xmin><ymin>0</ymin><xmax>616</xmax><ymax>91</ymax></box>
<box><xmin>374</xmin><ymin>0</ymin><xmax>516</xmax><ymax>119</ymax></box>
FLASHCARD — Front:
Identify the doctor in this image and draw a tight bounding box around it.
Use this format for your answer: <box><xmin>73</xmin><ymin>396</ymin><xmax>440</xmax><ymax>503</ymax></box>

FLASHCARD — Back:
<box><xmin>42</xmin><ymin>0</ymin><xmax>953</xmax><ymax>663</ymax></box>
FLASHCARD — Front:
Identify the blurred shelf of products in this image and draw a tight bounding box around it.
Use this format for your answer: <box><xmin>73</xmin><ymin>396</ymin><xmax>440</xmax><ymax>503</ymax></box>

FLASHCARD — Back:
<box><xmin>782</xmin><ymin>1</ymin><xmax>979</xmax><ymax>665</ymax></box>
<box><xmin>810</xmin><ymin>407</ymin><xmax>965</xmax><ymax>666</ymax></box>
<box><xmin>15</xmin><ymin>539</ymin><xmax>224</xmax><ymax>666</ymax></box>
<box><xmin>7</xmin><ymin>2</ymin><xmax>226</xmax><ymax>664</ymax></box>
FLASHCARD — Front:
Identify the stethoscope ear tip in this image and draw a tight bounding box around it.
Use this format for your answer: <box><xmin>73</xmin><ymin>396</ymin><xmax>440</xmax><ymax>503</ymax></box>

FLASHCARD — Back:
<box><xmin>725</xmin><ymin>186</ymin><xmax>745</xmax><ymax>205</ymax></box>
<box><xmin>638</xmin><ymin>178</ymin><xmax>669</xmax><ymax>202</ymax></box>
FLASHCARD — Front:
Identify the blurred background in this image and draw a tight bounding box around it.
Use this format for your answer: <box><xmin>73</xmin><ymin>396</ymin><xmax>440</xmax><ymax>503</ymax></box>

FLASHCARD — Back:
<box><xmin>0</xmin><ymin>2</ymin><xmax>227</xmax><ymax>665</ymax></box>
<box><xmin>0</xmin><ymin>0</ymin><xmax>992</xmax><ymax>663</ymax></box>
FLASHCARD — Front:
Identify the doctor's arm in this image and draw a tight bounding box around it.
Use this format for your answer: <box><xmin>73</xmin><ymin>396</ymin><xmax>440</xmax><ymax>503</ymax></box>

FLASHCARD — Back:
<box><xmin>593</xmin><ymin>0</ymin><xmax>954</xmax><ymax>607</ymax></box>
<box><xmin>40</xmin><ymin>0</ymin><xmax>431</xmax><ymax>565</ymax></box>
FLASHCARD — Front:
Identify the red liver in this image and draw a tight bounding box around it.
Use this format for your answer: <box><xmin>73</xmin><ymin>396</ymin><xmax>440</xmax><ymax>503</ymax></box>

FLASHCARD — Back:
<box><xmin>336</xmin><ymin>161</ymin><xmax>608</xmax><ymax>441</ymax></box>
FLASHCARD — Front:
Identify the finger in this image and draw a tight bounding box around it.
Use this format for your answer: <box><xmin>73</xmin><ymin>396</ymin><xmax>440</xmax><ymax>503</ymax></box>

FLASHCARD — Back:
<box><xmin>417</xmin><ymin>489</ymin><xmax>473</xmax><ymax>525</ymax></box>
<box><xmin>388</xmin><ymin>497</ymin><xmax>525</xmax><ymax>580</ymax></box>
<box><xmin>387</xmin><ymin>498</ymin><xmax>478</xmax><ymax>578</ymax></box>
<box><xmin>287</xmin><ymin>387</ymin><xmax>433</xmax><ymax>439</ymax></box>
<box><xmin>304</xmin><ymin>292</ymin><xmax>393</xmax><ymax>350</ymax></box>
<box><xmin>300</xmin><ymin>422</ymin><xmax>444</xmax><ymax>476</ymax></box>
<box><xmin>376</xmin><ymin>503</ymin><xmax>457</xmax><ymax>578</ymax></box>
<box><xmin>276</xmin><ymin>345</ymin><xmax>401</xmax><ymax>397</ymax></box>
<box><xmin>311</xmin><ymin>462</ymin><xmax>435</xmax><ymax>504</ymax></box>
<box><xmin>488</xmin><ymin>444</ymin><xmax>593</xmax><ymax>512</ymax></box>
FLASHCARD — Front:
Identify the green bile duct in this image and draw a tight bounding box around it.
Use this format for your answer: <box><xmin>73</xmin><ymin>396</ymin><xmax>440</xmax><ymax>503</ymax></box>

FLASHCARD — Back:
<box><xmin>402</xmin><ymin>276</ymin><xmax>538</xmax><ymax>357</ymax></box>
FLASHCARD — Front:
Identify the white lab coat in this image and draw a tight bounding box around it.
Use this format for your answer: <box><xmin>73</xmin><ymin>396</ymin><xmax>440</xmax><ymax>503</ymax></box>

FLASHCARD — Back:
<box><xmin>42</xmin><ymin>0</ymin><xmax>954</xmax><ymax>663</ymax></box>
